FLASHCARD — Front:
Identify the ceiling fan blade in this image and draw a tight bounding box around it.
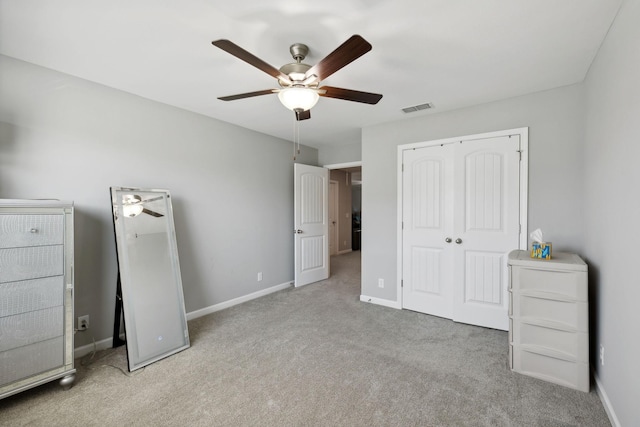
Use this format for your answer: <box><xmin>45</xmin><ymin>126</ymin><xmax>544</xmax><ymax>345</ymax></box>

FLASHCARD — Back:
<box><xmin>139</xmin><ymin>196</ymin><xmax>163</xmax><ymax>204</ymax></box>
<box><xmin>305</xmin><ymin>35</ymin><xmax>372</xmax><ymax>81</ymax></box>
<box><xmin>295</xmin><ymin>109</ymin><xmax>311</xmax><ymax>121</ymax></box>
<box><xmin>212</xmin><ymin>39</ymin><xmax>291</xmax><ymax>83</ymax></box>
<box><xmin>142</xmin><ymin>208</ymin><xmax>164</xmax><ymax>218</ymax></box>
<box><xmin>218</xmin><ymin>89</ymin><xmax>278</xmax><ymax>101</ymax></box>
<box><xmin>318</xmin><ymin>86</ymin><xmax>383</xmax><ymax>104</ymax></box>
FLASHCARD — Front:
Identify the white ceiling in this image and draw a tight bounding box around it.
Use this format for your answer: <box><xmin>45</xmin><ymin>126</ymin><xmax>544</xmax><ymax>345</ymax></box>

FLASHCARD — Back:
<box><xmin>0</xmin><ymin>0</ymin><xmax>622</xmax><ymax>149</ymax></box>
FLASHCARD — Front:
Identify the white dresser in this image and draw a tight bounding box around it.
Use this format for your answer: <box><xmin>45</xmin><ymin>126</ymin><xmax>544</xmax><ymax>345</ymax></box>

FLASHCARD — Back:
<box><xmin>508</xmin><ymin>250</ymin><xmax>589</xmax><ymax>392</ymax></box>
<box><xmin>0</xmin><ymin>200</ymin><xmax>75</xmax><ymax>399</ymax></box>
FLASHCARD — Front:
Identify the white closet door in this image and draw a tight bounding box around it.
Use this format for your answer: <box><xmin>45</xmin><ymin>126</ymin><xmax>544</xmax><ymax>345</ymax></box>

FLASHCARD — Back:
<box><xmin>452</xmin><ymin>136</ymin><xmax>520</xmax><ymax>330</ymax></box>
<box><xmin>402</xmin><ymin>135</ymin><xmax>520</xmax><ymax>330</ymax></box>
<box><xmin>402</xmin><ymin>144</ymin><xmax>455</xmax><ymax>319</ymax></box>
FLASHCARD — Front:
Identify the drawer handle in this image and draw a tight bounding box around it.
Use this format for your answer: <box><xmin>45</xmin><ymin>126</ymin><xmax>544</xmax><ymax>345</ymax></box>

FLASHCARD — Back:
<box><xmin>30</xmin><ymin>228</ymin><xmax>38</xmax><ymax>233</ymax></box>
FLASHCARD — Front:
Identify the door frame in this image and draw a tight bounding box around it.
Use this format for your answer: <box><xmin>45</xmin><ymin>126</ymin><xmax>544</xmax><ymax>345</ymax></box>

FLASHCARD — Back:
<box><xmin>396</xmin><ymin>127</ymin><xmax>529</xmax><ymax>309</ymax></box>
<box><xmin>329</xmin><ymin>180</ymin><xmax>339</xmax><ymax>256</ymax></box>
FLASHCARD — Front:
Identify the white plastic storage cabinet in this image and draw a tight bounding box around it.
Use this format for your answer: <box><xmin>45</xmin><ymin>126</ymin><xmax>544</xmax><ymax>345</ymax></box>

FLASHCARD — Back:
<box><xmin>0</xmin><ymin>200</ymin><xmax>75</xmax><ymax>399</ymax></box>
<box><xmin>508</xmin><ymin>250</ymin><xmax>589</xmax><ymax>392</ymax></box>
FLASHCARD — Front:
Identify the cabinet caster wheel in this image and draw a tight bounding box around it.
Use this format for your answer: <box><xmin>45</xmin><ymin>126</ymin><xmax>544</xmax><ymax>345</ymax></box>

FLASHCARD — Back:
<box><xmin>59</xmin><ymin>374</ymin><xmax>75</xmax><ymax>390</ymax></box>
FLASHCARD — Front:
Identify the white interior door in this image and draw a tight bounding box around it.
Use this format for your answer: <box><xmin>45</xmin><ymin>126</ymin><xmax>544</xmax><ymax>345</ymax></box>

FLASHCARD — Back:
<box><xmin>329</xmin><ymin>180</ymin><xmax>338</xmax><ymax>256</ymax></box>
<box><xmin>402</xmin><ymin>134</ymin><xmax>522</xmax><ymax>330</ymax></box>
<box><xmin>294</xmin><ymin>164</ymin><xmax>329</xmax><ymax>287</ymax></box>
<box><xmin>452</xmin><ymin>136</ymin><xmax>520</xmax><ymax>330</ymax></box>
<box><xmin>402</xmin><ymin>144</ymin><xmax>455</xmax><ymax>319</ymax></box>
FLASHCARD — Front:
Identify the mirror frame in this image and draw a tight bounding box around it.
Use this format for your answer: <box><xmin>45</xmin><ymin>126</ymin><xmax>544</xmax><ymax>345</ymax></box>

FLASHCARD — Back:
<box><xmin>110</xmin><ymin>187</ymin><xmax>190</xmax><ymax>371</ymax></box>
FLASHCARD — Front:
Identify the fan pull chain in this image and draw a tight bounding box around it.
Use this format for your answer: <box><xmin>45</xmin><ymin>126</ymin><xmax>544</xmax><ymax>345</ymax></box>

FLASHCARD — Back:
<box><xmin>292</xmin><ymin>115</ymin><xmax>301</xmax><ymax>161</ymax></box>
<box><xmin>292</xmin><ymin>114</ymin><xmax>297</xmax><ymax>161</ymax></box>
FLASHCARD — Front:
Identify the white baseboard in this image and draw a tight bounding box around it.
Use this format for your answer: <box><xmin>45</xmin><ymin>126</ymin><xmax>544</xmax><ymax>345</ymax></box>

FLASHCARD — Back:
<box><xmin>74</xmin><ymin>335</ymin><xmax>124</xmax><ymax>359</ymax></box>
<box><xmin>186</xmin><ymin>281</ymin><xmax>293</xmax><ymax>321</ymax></box>
<box><xmin>337</xmin><ymin>249</ymin><xmax>353</xmax><ymax>255</ymax></box>
<box><xmin>74</xmin><ymin>281</ymin><xmax>293</xmax><ymax>359</ymax></box>
<box><xmin>593</xmin><ymin>368</ymin><xmax>621</xmax><ymax>427</ymax></box>
<box><xmin>360</xmin><ymin>294</ymin><xmax>402</xmax><ymax>309</ymax></box>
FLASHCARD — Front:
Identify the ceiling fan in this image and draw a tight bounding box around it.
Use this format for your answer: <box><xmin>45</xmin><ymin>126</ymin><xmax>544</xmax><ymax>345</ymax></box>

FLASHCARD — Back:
<box><xmin>122</xmin><ymin>195</ymin><xmax>164</xmax><ymax>218</ymax></box>
<box><xmin>211</xmin><ymin>35</ymin><xmax>383</xmax><ymax>121</ymax></box>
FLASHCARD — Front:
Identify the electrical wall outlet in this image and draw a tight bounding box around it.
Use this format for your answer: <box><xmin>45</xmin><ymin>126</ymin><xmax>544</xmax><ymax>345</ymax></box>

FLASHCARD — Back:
<box><xmin>77</xmin><ymin>315</ymin><xmax>90</xmax><ymax>331</ymax></box>
<box><xmin>257</xmin><ymin>272</ymin><xmax>263</xmax><ymax>282</ymax></box>
<box><xmin>599</xmin><ymin>344</ymin><xmax>605</xmax><ymax>366</ymax></box>
<box><xmin>378</xmin><ymin>278</ymin><xmax>384</xmax><ymax>288</ymax></box>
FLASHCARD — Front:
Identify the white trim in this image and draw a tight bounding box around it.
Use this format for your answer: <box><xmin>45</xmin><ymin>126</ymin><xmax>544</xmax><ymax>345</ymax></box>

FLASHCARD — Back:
<box><xmin>323</xmin><ymin>161</ymin><xmax>362</xmax><ymax>170</ymax></box>
<box><xmin>74</xmin><ymin>281</ymin><xmax>293</xmax><ymax>359</ymax></box>
<box><xmin>518</xmin><ymin>129</ymin><xmax>529</xmax><ymax>249</ymax></box>
<box><xmin>593</xmin><ymin>369</ymin><xmax>621</xmax><ymax>427</ymax></box>
<box><xmin>329</xmin><ymin>179</ymin><xmax>339</xmax><ymax>256</ymax></box>
<box><xmin>360</xmin><ymin>295</ymin><xmax>402</xmax><ymax>309</ymax></box>
<box><xmin>186</xmin><ymin>281</ymin><xmax>293</xmax><ymax>320</ymax></box>
<box><xmin>74</xmin><ymin>336</ymin><xmax>119</xmax><ymax>359</ymax></box>
<box><xmin>396</xmin><ymin>127</ymin><xmax>529</xmax><ymax>310</ymax></box>
<box><xmin>396</xmin><ymin>141</ymin><xmax>405</xmax><ymax>312</ymax></box>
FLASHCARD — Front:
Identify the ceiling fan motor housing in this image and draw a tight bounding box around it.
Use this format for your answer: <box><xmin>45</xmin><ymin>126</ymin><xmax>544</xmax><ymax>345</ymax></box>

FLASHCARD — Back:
<box><xmin>279</xmin><ymin>62</ymin><xmax>315</xmax><ymax>87</ymax></box>
<box><xmin>279</xmin><ymin>43</ymin><xmax>317</xmax><ymax>87</ymax></box>
<box><xmin>289</xmin><ymin>43</ymin><xmax>309</xmax><ymax>62</ymax></box>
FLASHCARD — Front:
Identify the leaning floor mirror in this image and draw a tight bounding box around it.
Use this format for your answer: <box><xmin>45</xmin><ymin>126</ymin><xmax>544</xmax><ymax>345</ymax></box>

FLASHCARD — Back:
<box><xmin>110</xmin><ymin>187</ymin><xmax>190</xmax><ymax>371</ymax></box>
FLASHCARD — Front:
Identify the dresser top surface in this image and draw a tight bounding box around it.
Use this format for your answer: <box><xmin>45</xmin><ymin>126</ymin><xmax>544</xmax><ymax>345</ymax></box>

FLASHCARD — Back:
<box><xmin>0</xmin><ymin>199</ymin><xmax>73</xmax><ymax>209</ymax></box>
<box><xmin>508</xmin><ymin>249</ymin><xmax>587</xmax><ymax>271</ymax></box>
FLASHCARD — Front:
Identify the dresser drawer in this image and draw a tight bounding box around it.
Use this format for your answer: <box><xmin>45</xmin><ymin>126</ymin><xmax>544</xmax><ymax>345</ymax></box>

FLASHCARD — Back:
<box><xmin>0</xmin><ymin>276</ymin><xmax>64</xmax><ymax>317</ymax></box>
<box><xmin>0</xmin><ymin>306</ymin><xmax>63</xmax><ymax>352</ymax></box>
<box><xmin>511</xmin><ymin>291</ymin><xmax>587</xmax><ymax>331</ymax></box>
<box><xmin>0</xmin><ymin>246</ymin><xmax>64</xmax><ymax>283</ymax></box>
<box><xmin>0</xmin><ymin>337</ymin><xmax>64</xmax><ymax>386</ymax></box>
<box><xmin>511</xmin><ymin>321</ymin><xmax>588</xmax><ymax>362</ymax></box>
<box><xmin>0</xmin><ymin>215</ymin><xmax>64</xmax><ymax>249</ymax></box>
<box><xmin>511</xmin><ymin>345</ymin><xmax>589</xmax><ymax>392</ymax></box>
<box><xmin>511</xmin><ymin>266</ymin><xmax>587</xmax><ymax>301</ymax></box>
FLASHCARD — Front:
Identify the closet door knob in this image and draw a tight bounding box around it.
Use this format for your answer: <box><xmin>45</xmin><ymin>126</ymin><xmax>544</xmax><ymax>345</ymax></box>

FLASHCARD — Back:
<box><xmin>30</xmin><ymin>228</ymin><xmax>38</xmax><ymax>233</ymax></box>
<box><xmin>445</xmin><ymin>237</ymin><xmax>452</xmax><ymax>243</ymax></box>
<box><xmin>455</xmin><ymin>238</ymin><xmax>463</xmax><ymax>244</ymax></box>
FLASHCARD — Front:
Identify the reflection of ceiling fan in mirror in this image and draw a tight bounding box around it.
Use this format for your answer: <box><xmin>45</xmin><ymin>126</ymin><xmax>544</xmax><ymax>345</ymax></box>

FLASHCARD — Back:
<box><xmin>122</xmin><ymin>195</ymin><xmax>164</xmax><ymax>218</ymax></box>
<box><xmin>212</xmin><ymin>35</ymin><xmax>383</xmax><ymax>121</ymax></box>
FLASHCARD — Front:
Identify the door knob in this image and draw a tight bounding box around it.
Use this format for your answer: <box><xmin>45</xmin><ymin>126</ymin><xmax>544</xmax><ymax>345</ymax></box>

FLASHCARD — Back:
<box><xmin>445</xmin><ymin>237</ymin><xmax>452</xmax><ymax>243</ymax></box>
<box><xmin>455</xmin><ymin>238</ymin><xmax>462</xmax><ymax>244</ymax></box>
<box><xmin>294</xmin><ymin>229</ymin><xmax>303</xmax><ymax>234</ymax></box>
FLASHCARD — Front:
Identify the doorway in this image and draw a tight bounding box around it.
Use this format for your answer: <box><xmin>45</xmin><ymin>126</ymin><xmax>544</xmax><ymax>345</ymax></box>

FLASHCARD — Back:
<box><xmin>324</xmin><ymin>161</ymin><xmax>362</xmax><ymax>275</ymax></box>
<box><xmin>329</xmin><ymin>180</ymin><xmax>339</xmax><ymax>256</ymax></box>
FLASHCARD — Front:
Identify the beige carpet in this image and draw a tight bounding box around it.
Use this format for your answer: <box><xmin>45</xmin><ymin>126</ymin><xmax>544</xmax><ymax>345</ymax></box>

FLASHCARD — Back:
<box><xmin>0</xmin><ymin>251</ymin><xmax>610</xmax><ymax>426</ymax></box>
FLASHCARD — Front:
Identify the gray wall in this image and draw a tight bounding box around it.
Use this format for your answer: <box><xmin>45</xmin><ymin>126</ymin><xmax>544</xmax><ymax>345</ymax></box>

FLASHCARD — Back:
<box><xmin>583</xmin><ymin>0</ymin><xmax>640</xmax><ymax>424</ymax></box>
<box><xmin>0</xmin><ymin>55</ymin><xmax>318</xmax><ymax>349</ymax></box>
<box><xmin>319</xmin><ymin>141</ymin><xmax>361</xmax><ymax>166</ymax></box>
<box><xmin>361</xmin><ymin>84</ymin><xmax>585</xmax><ymax>302</ymax></box>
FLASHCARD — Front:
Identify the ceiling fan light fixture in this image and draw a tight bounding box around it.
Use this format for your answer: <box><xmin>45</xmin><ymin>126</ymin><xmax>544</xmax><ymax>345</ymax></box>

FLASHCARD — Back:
<box><xmin>278</xmin><ymin>87</ymin><xmax>319</xmax><ymax>112</ymax></box>
<box><xmin>122</xmin><ymin>194</ymin><xmax>143</xmax><ymax>217</ymax></box>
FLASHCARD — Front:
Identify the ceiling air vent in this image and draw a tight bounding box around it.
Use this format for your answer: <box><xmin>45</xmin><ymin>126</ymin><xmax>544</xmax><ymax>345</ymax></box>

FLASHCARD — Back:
<box><xmin>402</xmin><ymin>102</ymin><xmax>434</xmax><ymax>113</ymax></box>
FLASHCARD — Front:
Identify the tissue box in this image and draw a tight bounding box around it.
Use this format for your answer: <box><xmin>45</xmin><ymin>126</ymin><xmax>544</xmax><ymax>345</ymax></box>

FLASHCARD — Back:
<box><xmin>531</xmin><ymin>242</ymin><xmax>552</xmax><ymax>259</ymax></box>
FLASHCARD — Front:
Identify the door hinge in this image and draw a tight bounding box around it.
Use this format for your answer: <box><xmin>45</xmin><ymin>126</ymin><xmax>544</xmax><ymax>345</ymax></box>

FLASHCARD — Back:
<box><xmin>401</xmin><ymin>279</ymin><xmax>403</xmax><ymax>288</ymax></box>
<box><xmin>517</xmin><ymin>150</ymin><xmax>522</xmax><ymax>161</ymax></box>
